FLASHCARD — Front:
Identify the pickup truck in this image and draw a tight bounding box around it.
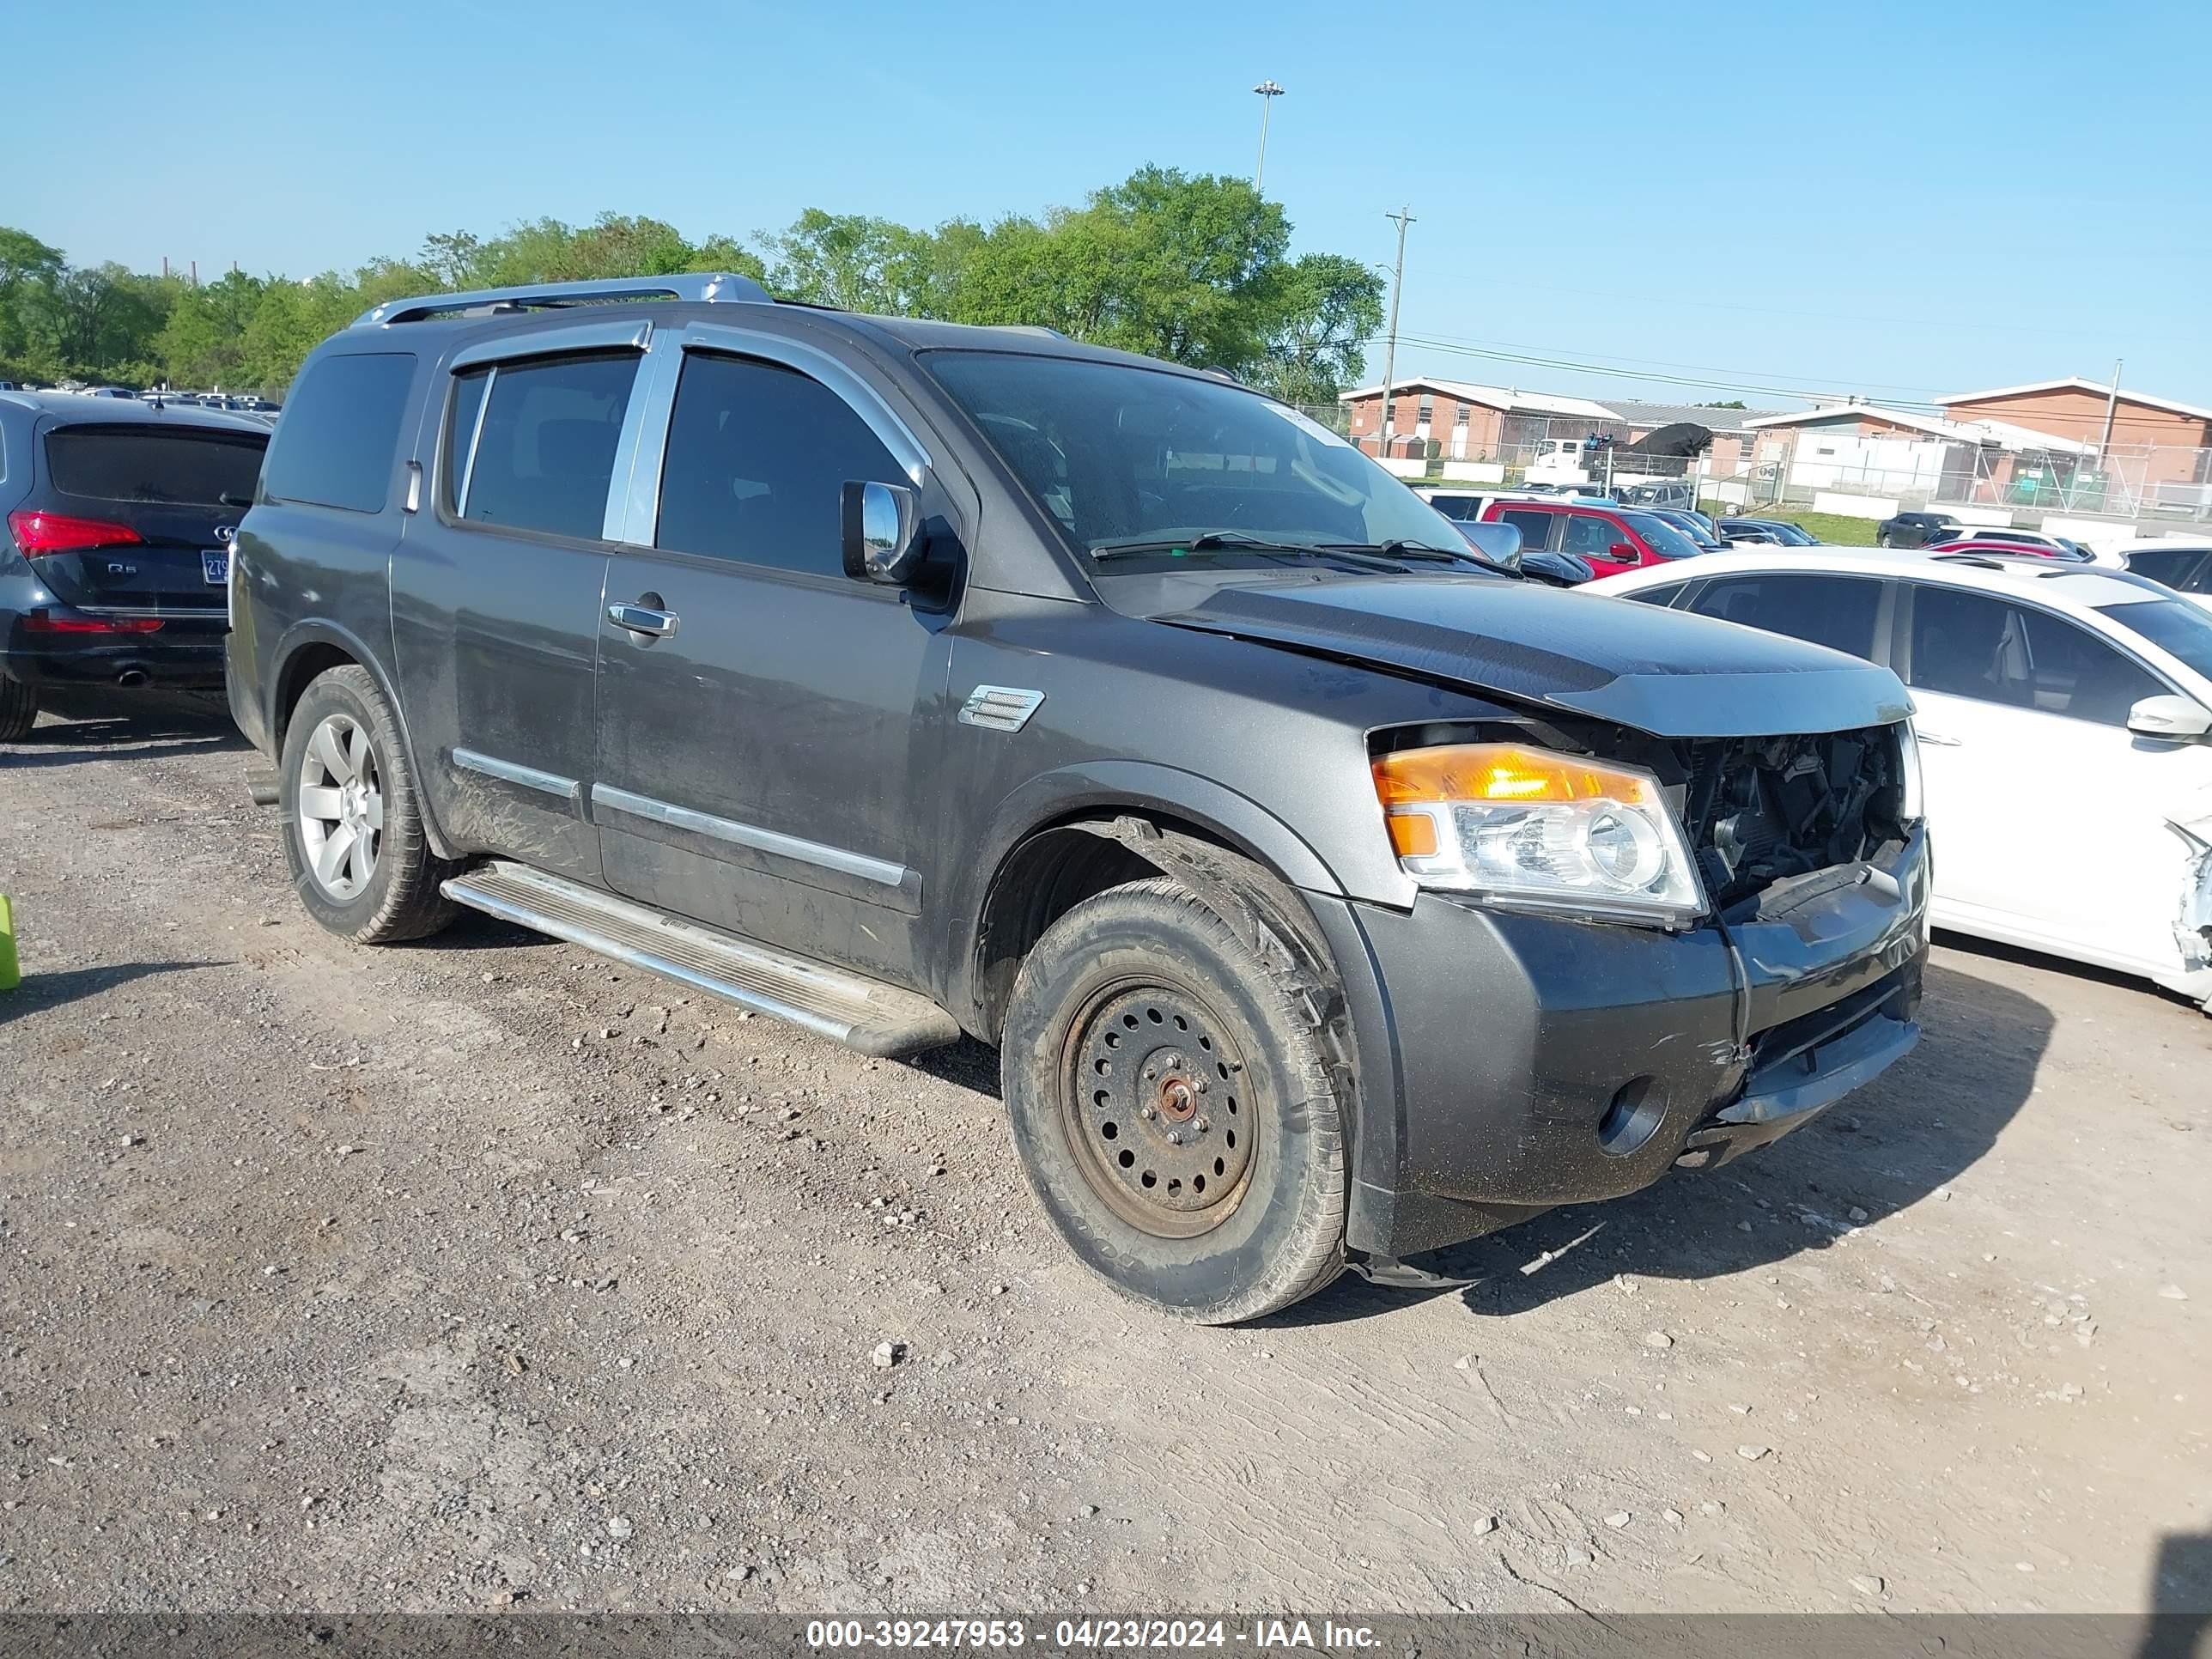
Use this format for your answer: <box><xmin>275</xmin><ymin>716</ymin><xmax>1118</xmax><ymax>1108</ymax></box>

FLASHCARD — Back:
<box><xmin>226</xmin><ymin>276</ymin><xmax>1930</xmax><ymax>1322</ymax></box>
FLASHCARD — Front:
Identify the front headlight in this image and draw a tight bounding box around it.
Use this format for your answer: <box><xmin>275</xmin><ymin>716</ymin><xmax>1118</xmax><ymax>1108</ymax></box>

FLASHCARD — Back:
<box><xmin>1896</xmin><ymin>720</ymin><xmax>1924</xmax><ymax>823</ymax></box>
<box><xmin>1372</xmin><ymin>742</ymin><xmax>1706</xmax><ymax>927</ymax></box>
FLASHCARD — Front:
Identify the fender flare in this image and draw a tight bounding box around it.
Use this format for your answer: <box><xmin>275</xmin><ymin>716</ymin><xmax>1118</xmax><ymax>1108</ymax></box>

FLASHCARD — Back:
<box><xmin>267</xmin><ymin>617</ymin><xmax>456</xmax><ymax>859</ymax></box>
<box><xmin>943</xmin><ymin>758</ymin><xmax>1345</xmax><ymax>1018</ymax></box>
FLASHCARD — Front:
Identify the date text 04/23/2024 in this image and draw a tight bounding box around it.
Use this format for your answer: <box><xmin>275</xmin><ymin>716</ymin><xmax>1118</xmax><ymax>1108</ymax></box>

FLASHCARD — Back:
<box><xmin>805</xmin><ymin>1620</ymin><xmax>1381</xmax><ymax>1650</ymax></box>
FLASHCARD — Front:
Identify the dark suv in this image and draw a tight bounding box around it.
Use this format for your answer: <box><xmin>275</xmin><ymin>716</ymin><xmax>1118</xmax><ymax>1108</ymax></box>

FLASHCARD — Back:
<box><xmin>227</xmin><ymin>276</ymin><xmax>1930</xmax><ymax>1322</ymax></box>
<box><xmin>2</xmin><ymin>391</ymin><xmax>269</xmax><ymax>738</ymax></box>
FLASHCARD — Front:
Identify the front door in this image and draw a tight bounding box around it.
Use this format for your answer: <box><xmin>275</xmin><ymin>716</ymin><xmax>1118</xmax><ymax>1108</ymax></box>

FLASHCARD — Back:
<box><xmin>592</xmin><ymin>329</ymin><xmax>959</xmax><ymax>988</ymax></box>
<box><xmin>1562</xmin><ymin>510</ymin><xmax>1639</xmax><ymax>578</ymax></box>
<box><xmin>392</xmin><ymin>330</ymin><xmax>648</xmax><ymax>879</ymax></box>
<box><xmin>1901</xmin><ymin>581</ymin><xmax>2207</xmax><ymax>973</ymax></box>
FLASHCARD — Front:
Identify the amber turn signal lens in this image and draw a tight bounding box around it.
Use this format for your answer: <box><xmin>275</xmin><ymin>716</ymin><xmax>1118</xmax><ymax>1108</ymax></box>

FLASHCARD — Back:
<box><xmin>1372</xmin><ymin>744</ymin><xmax>1656</xmax><ymax>808</ymax></box>
<box><xmin>1385</xmin><ymin>812</ymin><xmax>1438</xmax><ymax>859</ymax></box>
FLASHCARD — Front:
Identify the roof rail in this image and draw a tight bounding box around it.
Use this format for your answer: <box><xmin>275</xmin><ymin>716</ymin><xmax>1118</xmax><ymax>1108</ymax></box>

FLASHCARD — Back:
<box><xmin>354</xmin><ymin>272</ymin><xmax>771</xmax><ymax>328</ymax></box>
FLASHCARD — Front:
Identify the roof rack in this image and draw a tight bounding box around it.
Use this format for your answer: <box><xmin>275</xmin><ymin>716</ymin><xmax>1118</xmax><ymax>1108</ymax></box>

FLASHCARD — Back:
<box><xmin>354</xmin><ymin>272</ymin><xmax>771</xmax><ymax>328</ymax></box>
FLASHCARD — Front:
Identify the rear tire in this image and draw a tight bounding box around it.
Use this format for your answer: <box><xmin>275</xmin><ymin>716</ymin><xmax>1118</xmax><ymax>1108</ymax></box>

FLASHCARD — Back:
<box><xmin>1001</xmin><ymin>876</ymin><xmax>1346</xmax><ymax>1324</ymax></box>
<box><xmin>278</xmin><ymin>665</ymin><xmax>460</xmax><ymax>944</ymax></box>
<box><xmin>0</xmin><ymin>677</ymin><xmax>35</xmax><ymax>742</ymax></box>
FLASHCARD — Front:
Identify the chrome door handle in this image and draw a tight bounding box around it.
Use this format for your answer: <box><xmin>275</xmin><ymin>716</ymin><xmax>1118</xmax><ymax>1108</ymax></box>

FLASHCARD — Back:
<box><xmin>607</xmin><ymin>602</ymin><xmax>678</xmax><ymax>639</ymax></box>
<box><xmin>1916</xmin><ymin>731</ymin><xmax>1962</xmax><ymax>747</ymax></box>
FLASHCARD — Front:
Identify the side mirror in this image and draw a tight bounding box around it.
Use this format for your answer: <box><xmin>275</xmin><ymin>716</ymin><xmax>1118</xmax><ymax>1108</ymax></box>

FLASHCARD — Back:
<box><xmin>1458</xmin><ymin>520</ymin><xmax>1523</xmax><ymax>574</ymax></box>
<box><xmin>1609</xmin><ymin>542</ymin><xmax>1639</xmax><ymax>563</ymax></box>
<box><xmin>841</xmin><ymin>480</ymin><xmax>922</xmax><ymax>584</ymax></box>
<box><xmin>2127</xmin><ymin>694</ymin><xmax>2212</xmax><ymax>741</ymax></box>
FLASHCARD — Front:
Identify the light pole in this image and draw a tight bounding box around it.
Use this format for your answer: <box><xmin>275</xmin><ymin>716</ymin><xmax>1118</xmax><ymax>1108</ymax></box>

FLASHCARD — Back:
<box><xmin>1376</xmin><ymin>207</ymin><xmax>1414</xmax><ymax>461</ymax></box>
<box><xmin>1252</xmin><ymin>80</ymin><xmax>1285</xmax><ymax>191</ymax></box>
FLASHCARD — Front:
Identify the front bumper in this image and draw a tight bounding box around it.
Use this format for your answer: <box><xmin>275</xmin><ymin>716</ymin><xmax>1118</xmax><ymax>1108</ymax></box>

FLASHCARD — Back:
<box><xmin>1324</xmin><ymin>826</ymin><xmax>1930</xmax><ymax>1257</ymax></box>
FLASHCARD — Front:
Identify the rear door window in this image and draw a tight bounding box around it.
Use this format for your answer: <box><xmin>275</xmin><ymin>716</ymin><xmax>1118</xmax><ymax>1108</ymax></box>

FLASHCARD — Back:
<box><xmin>1687</xmin><ymin>574</ymin><xmax>1885</xmax><ymax>660</ymax></box>
<box><xmin>1497</xmin><ymin>507</ymin><xmax>1555</xmax><ymax>547</ymax></box>
<box><xmin>45</xmin><ymin>426</ymin><xmax>266</xmax><ymax>506</ymax></box>
<box><xmin>452</xmin><ymin>352</ymin><xmax>638</xmax><ymax>541</ymax></box>
<box><xmin>260</xmin><ymin>352</ymin><xmax>415</xmax><ymax>513</ymax></box>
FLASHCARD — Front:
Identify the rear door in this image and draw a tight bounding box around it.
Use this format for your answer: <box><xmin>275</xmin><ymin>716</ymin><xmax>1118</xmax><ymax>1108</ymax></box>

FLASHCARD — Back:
<box><xmin>391</xmin><ymin>325</ymin><xmax>650</xmax><ymax>881</ymax></box>
<box><xmin>25</xmin><ymin>419</ymin><xmax>265</xmax><ymax>615</ymax></box>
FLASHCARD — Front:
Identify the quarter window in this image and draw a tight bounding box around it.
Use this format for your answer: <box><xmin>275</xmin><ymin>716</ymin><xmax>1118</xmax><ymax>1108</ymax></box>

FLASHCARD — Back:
<box><xmin>449</xmin><ymin>352</ymin><xmax>638</xmax><ymax>541</ymax></box>
<box><xmin>1908</xmin><ymin>586</ymin><xmax>2163</xmax><ymax>726</ymax></box>
<box><xmin>261</xmin><ymin>351</ymin><xmax>415</xmax><ymax>514</ymax></box>
<box><xmin>1688</xmin><ymin>574</ymin><xmax>1885</xmax><ymax>660</ymax></box>
<box><xmin>654</xmin><ymin>353</ymin><xmax>904</xmax><ymax>578</ymax></box>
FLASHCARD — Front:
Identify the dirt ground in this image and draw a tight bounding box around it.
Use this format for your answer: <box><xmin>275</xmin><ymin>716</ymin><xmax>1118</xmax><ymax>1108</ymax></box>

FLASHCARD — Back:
<box><xmin>2</xmin><ymin>690</ymin><xmax>2208</xmax><ymax>1618</ymax></box>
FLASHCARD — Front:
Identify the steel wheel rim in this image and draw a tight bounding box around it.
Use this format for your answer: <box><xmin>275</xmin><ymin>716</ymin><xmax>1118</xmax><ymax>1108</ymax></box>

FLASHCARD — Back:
<box><xmin>1060</xmin><ymin>978</ymin><xmax>1257</xmax><ymax>1239</ymax></box>
<box><xmin>296</xmin><ymin>713</ymin><xmax>382</xmax><ymax>902</ymax></box>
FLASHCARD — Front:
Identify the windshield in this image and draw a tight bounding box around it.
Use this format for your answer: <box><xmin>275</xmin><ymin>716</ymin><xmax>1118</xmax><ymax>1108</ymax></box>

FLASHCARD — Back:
<box><xmin>1652</xmin><ymin>509</ymin><xmax>1720</xmax><ymax>546</ymax></box>
<box><xmin>926</xmin><ymin>351</ymin><xmax>1463</xmax><ymax>560</ymax></box>
<box><xmin>2099</xmin><ymin>598</ymin><xmax>2212</xmax><ymax>683</ymax></box>
<box><xmin>1616</xmin><ymin>510</ymin><xmax>1705</xmax><ymax>561</ymax></box>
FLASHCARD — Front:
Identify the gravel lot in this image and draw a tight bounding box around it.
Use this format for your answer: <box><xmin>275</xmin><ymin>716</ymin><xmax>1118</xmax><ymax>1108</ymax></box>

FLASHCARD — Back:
<box><xmin>3</xmin><ymin>690</ymin><xmax>2208</xmax><ymax>1616</ymax></box>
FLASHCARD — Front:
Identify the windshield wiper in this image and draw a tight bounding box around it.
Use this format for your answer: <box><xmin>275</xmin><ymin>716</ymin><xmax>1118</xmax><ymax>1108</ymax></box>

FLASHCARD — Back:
<box><xmin>1091</xmin><ymin>531</ymin><xmax>1320</xmax><ymax>561</ymax></box>
<box><xmin>1325</xmin><ymin>538</ymin><xmax>1509</xmax><ymax>574</ymax></box>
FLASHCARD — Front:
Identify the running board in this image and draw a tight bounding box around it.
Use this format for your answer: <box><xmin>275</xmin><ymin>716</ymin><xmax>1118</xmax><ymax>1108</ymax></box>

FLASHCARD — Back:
<box><xmin>441</xmin><ymin>861</ymin><xmax>962</xmax><ymax>1058</ymax></box>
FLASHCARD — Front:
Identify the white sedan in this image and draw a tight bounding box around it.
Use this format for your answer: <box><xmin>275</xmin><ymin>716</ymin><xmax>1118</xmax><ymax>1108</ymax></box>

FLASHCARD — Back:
<box><xmin>1589</xmin><ymin>549</ymin><xmax>2212</xmax><ymax>1012</ymax></box>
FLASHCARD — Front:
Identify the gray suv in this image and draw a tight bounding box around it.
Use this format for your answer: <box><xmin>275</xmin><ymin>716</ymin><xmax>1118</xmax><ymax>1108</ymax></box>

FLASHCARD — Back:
<box><xmin>227</xmin><ymin>275</ymin><xmax>1931</xmax><ymax>1322</ymax></box>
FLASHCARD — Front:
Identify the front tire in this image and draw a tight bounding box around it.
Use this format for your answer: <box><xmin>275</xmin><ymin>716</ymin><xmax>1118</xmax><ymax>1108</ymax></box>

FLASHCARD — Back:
<box><xmin>0</xmin><ymin>677</ymin><xmax>36</xmax><ymax>742</ymax></box>
<box><xmin>1002</xmin><ymin>876</ymin><xmax>1346</xmax><ymax>1323</ymax></box>
<box><xmin>278</xmin><ymin>665</ymin><xmax>459</xmax><ymax>943</ymax></box>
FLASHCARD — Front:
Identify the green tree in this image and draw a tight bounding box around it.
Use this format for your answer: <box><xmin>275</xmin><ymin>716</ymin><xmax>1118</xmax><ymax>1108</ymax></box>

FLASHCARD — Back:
<box><xmin>0</xmin><ymin>227</ymin><xmax>66</xmax><ymax>373</ymax></box>
<box><xmin>767</xmin><ymin>210</ymin><xmax>956</xmax><ymax>314</ymax></box>
<box><xmin>157</xmin><ymin>269</ymin><xmax>264</xmax><ymax>388</ymax></box>
<box><xmin>1248</xmin><ymin>252</ymin><xmax>1385</xmax><ymax>406</ymax></box>
<box><xmin>20</xmin><ymin>262</ymin><xmax>167</xmax><ymax>382</ymax></box>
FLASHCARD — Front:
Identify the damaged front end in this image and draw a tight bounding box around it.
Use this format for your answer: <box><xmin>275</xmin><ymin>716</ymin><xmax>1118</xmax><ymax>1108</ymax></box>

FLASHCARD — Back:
<box><xmin>2173</xmin><ymin>817</ymin><xmax>2212</xmax><ymax>985</ymax></box>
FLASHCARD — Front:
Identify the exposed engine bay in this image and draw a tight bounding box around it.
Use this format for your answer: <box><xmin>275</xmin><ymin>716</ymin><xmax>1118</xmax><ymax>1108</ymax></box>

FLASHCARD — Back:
<box><xmin>1671</xmin><ymin>726</ymin><xmax>1913</xmax><ymax>914</ymax></box>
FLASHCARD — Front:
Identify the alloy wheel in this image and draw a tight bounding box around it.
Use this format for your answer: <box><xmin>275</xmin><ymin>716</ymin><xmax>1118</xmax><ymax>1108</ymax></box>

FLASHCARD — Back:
<box><xmin>296</xmin><ymin>713</ymin><xmax>383</xmax><ymax>901</ymax></box>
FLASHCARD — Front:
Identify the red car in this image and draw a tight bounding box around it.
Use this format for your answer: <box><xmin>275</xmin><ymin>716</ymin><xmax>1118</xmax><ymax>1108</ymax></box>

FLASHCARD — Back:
<box><xmin>1478</xmin><ymin>498</ymin><xmax>1705</xmax><ymax>579</ymax></box>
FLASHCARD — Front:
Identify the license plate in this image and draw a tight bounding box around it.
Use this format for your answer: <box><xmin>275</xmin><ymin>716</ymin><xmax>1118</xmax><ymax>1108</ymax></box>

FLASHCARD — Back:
<box><xmin>202</xmin><ymin>550</ymin><xmax>229</xmax><ymax>585</ymax></box>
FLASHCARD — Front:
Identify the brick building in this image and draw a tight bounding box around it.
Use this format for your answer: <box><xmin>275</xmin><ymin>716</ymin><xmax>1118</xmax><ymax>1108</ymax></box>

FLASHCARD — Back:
<box><xmin>1340</xmin><ymin>378</ymin><xmax>1617</xmax><ymax>459</ymax></box>
<box><xmin>1936</xmin><ymin>379</ymin><xmax>2212</xmax><ymax>487</ymax></box>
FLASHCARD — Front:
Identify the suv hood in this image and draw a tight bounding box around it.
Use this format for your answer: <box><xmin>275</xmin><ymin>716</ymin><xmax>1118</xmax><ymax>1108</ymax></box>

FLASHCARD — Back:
<box><xmin>1133</xmin><ymin>573</ymin><xmax>1910</xmax><ymax>738</ymax></box>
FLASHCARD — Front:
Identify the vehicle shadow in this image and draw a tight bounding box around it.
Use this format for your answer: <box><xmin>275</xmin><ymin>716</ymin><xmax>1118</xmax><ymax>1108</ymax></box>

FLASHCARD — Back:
<box><xmin>2</xmin><ymin>687</ymin><xmax>246</xmax><ymax>764</ymax></box>
<box><xmin>1273</xmin><ymin>959</ymin><xmax>2054</xmax><ymax>1327</ymax></box>
<box><xmin>1936</xmin><ymin>927</ymin><xmax>2207</xmax><ymax>1016</ymax></box>
<box><xmin>907</xmin><ymin>1036</ymin><xmax>1002</xmax><ymax>1098</ymax></box>
<box><xmin>0</xmin><ymin>961</ymin><xmax>222</xmax><ymax>1021</ymax></box>
<box><xmin>2142</xmin><ymin>1531</ymin><xmax>2212</xmax><ymax>1654</ymax></box>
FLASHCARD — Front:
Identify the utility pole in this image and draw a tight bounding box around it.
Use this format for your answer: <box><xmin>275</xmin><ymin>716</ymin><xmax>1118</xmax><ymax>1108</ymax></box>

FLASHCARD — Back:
<box><xmin>2098</xmin><ymin>357</ymin><xmax>2122</xmax><ymax>463</ymax></box>
<box><xmin>1252</xmin><ymin>81</ymin><xmax>1285</xmax><ymax>191</ymax></box>
<box><xmin>1376</xmin><ymin>207</ymin><xmax>1414</xmax><ymax>462</ymax></box>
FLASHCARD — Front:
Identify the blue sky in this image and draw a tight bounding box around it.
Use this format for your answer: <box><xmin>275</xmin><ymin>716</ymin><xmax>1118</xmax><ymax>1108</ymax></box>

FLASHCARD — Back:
<box><xmin>20</xmin><ymin>0</ymin><xmax>2212</xmax><ymax>410</ymax></box>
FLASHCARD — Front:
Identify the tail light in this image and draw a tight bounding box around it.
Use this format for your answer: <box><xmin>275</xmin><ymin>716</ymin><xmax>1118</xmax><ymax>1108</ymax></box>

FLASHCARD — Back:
<box><xmin>22</xmin><ymin>613</ymin><xmax>164</xmax><ymax>634</ymax></box>
<box><xmin>8</xmin><ymin>508</ymin><xmax>146</xmax><ymax>556</ymax></box>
